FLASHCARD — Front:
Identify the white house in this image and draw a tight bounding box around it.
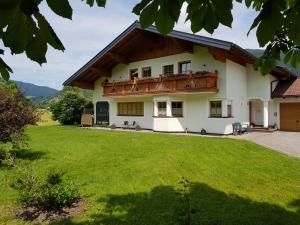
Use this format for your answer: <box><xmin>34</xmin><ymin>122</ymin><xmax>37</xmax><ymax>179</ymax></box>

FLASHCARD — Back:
<box><xmin>64</xmin><ymin>22</ymin><xmax>300</xmax><ymax>134</ymax></box>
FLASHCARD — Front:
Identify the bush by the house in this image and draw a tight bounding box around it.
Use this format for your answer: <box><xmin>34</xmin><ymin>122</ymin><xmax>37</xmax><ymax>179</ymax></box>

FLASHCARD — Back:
<box><xmin>12</xmin><ymin>168</ymin><xmax>80</xmax><ymax>211</ymax></box>
<box><xmin>0</xmin><ymin>82</ymin><xmax>39</xmax><ymax>143</ymax></box>
<box><xmin>50</xmin><ymin>91</ymin><xmax>87</xmax><ymax>125</ymax></box>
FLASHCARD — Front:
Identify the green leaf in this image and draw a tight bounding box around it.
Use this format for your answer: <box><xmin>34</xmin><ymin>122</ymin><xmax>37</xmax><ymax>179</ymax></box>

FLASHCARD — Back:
<box><xmin>133</xmin><ymin>0</ymin><xmax>152</xmax><ymax>15</ymax></box>
<box><xmin>190</xmin><ymin>8</ymin><xmax>206</xmax><ymax>33</ymax></box>
<box><xmin>35</xmin><ymin>13</ymin><xmax>65</xmax><ymax>51</ymax></box>
<box><xmin>2</xmin><ymin>10</ymin><xmax>33</xmax><ymax>54</ymax></box>
<box><xmin>86</xmin><ymin>0</ymin><xmax>94</xmax><ymax>7</ymax></box>
<box><xmin>140</xmin><ymin>0</ymin><xmax>158</xmax><ymax>28</ymax></box>
<box><xmin>215</xmin><ymin>0</ymin><xmax>233</xmax><ymax>27</ymax></box>
<box><xmin>155</xmin><ymin>0</ymin><xmax>174</xmax><ymax>34</ymax></box>
<box><xmin>25</xmin><ymin>34</ymin><xmax>48</xmax><ymax>64</ymax></box>
<box><xmin>96</xmin><ymin>0</ymin><xmax>106</xmax><ymax>7</ymax></box>
<box><xmin>46</xmin><ymin>0</ymin><xmax>72</xmax><ymax>19</ymax></box>
<box><xmin>203</xmin><ymin>4</ymin><xmax>219</xmax><ymax>34</ymax></box>
<box><xmin>20</xmin><ymin>0</ymin><xmax>39</xmax><ymax>16</ymax></box>
<box><xmin>255</xmin><ymin>1</ymin><xmax>284</xmax><ymax>46</ymax></box>
<box><xmin>0</xmin><ymin>56</ymin><xmax>12</xmax><ymax>81</ymax></box>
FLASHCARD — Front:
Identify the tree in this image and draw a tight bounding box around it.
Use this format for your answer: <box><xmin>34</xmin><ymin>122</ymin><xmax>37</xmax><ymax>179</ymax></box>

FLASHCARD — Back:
<box><xmin>0</xmin><ymin>83</ymin><xmax>39</xmax><ymax>143</ymax></box>
<box><xmin>50</xmin><ymin>90</ymin><xmax>87</xmax><ymax>125</ymax></box>
<box><xmin>0</xmin><ymin>0</ymin><xmax>299</xmax><ymax>79</ymax></box>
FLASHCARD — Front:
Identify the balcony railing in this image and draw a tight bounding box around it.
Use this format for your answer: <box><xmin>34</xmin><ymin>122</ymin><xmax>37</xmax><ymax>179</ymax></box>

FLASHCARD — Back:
<box><xmin>102</xmin><ymin>71</ymin><xmax>218</xmax><ymax>97</ymax></box>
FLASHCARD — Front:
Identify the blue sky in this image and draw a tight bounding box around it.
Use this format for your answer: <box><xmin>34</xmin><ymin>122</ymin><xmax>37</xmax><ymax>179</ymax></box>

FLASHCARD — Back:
<box><xmin>4</xmin><ymin>1</ymin><xmax>259</xmax><ymax>90</ymax></box>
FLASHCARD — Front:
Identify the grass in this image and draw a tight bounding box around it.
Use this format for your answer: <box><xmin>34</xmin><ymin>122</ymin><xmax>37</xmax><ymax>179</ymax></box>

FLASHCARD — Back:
<box><xmin>0</xmin><ymin>121</ymin><xmax>300</xmax><ymax>224</ymax></box>
<box><xmin>37</xmin><ymin>109</ymin><xmax>59</xmax><ymax>126</ymax></box>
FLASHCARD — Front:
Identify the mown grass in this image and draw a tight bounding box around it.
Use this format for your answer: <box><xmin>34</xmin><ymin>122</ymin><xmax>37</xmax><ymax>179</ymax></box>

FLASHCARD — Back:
<box><xmin>0</xmin><ymin>124</ymin><xmax>299</xmax><ymax>225</ymax></box>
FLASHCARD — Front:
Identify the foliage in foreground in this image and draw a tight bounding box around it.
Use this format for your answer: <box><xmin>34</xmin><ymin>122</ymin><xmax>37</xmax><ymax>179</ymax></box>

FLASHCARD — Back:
<box><xmin>11</xmin><ymin>168</ymin><xmax>80</xmax><ymax>211</ymax></box>
<box><xmin>0</xmin><ymin>82</ymin><xmax>39</xmax><ymax>143</ymax></box>
<box><xmin>0</xmin><ymin>0</ymin><xmax>300</xmax><ymax>80</ymax></box>
<box><xmin>49</xmin><ymin>87</ymin><xmax>92</xmax><ymax>125</ymax></box>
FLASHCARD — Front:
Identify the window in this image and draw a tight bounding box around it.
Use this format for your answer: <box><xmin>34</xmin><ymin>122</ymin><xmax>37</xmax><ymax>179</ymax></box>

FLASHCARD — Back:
<box><xmin>210</xmin><ymin>101</ymin><xmax>222</xmax><ymax>117</ymax></box>
<box><xmin>172</xmin><ymin>102</ymin><xmax>183</xmax><ymax>117</ymax></box>
<box><xmin>157</xmin><ymin>102</ymin><xmax>167</xmax><ymax>117</ymax></box>
<box><xmin>227</xmin><ymin>104</ymin><xmax>232</xmax><ymax>117</ymax></box>
<box><xmin>118</xmin><ymin>102</ymin><xmax>144</xmax><ymax>116</ymax></box>
<box><xmin>130</xmin><ymin>69</ymin><xmax>138</xmax><ymax>80</ymax></box>
<box><xmin>163</xmin><ymin>64</ymin><xmax>174</xmax><ymax>75</ymax></box>
<box><xmin>142</xmin><ymin>67</ymin><xmax>151</xmax><ymax>77</ymax></box>
<box><xmin>179</xmin><ymin>61</ymin><xmax>191</xmax><ymax>74</ymax></box>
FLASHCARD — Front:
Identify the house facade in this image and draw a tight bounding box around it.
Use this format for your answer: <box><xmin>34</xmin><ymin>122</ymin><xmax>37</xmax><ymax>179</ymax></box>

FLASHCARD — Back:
<box><xmin>64</xmin><ymin>22</ymin><xmax>300</xmax><ymax>134</ymax></box>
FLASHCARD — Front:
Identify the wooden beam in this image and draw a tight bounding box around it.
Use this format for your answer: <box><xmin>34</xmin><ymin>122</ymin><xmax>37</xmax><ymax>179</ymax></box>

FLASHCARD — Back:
<box><xmin>90</xmin><ymin>67</ymin><xmax>111</xmax><ymax>77</ymax></box>
<box><xmin>71</xmin><ymin>81</ymin><xmax>94</xmax><ymax>89</ymax></box>
<box><xmin>208</xmin><ymin>47</ymin><xmax>246</xmax><ymax>66</ymax></box>
<box><xmin>172</xmin><ymin>38</ymin><xmax>194</xmax><ymax>53</ymax></box>
<box><xmin>107</xmin><ymin>52</ymin><xmax>129</xmax><ymax>64</ymax></box>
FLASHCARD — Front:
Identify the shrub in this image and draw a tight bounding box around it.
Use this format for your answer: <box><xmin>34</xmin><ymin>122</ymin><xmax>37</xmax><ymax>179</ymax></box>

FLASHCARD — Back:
<box><xmin>12</xmin><ymin>168</ymin><xmax>80</xmax><ymax>211</ymax></box>
<box><xmin>50</xmin><ymin>91</ymin><xmax>87</xmax><ymax>125</ymax></box>
<box><xmin>0</xmin><ymin>84</ymin><xmax>39</xmax><ymax>143</ymax></box>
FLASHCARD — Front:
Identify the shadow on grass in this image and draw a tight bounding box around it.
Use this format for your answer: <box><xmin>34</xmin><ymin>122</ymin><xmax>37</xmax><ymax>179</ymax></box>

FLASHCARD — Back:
<box><xmin>9</xmin><ymin>149</ymin><xmax>46</xmax><ymax>161</ymax></box>
<box><xmin>49</xmin><ymin>183</ymin><xmax>300</xmax><ymax>225</ymax></box>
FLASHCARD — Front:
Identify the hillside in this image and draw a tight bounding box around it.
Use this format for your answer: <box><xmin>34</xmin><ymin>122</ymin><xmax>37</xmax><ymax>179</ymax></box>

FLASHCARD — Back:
<box><xmin>14</xmin><ymin>80</ymin><xmax>59</xmax><ymax>97</ymax></box>
<box><xmin>247</xmin><ymin>49</ymin><xmax>300</xmax><ymax>76</ymax></box>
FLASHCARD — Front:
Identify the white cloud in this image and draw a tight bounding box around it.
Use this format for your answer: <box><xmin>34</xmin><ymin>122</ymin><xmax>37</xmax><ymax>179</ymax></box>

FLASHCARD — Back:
<box><xmin>3</xmin><ymin>1</ymin><xmax>260</xmax><ymax>89</ymax></box>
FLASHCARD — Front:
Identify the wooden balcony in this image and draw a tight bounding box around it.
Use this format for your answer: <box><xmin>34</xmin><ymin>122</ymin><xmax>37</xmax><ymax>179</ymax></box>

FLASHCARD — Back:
<box><xmin>102</xmin><ymin>71</ymin><xmax>218</xmax><ymax>97</ymax></box>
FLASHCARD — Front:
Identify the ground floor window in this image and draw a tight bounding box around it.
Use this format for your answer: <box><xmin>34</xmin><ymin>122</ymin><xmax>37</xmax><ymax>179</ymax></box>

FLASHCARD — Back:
<box><xmin>172</xmin><ymin>102</ymin><xmax>183</xmax><ymax>117</ymax></box>
<box><xmin>210</xmin><ymin>101</ymin><xmax>222</xmax><ymax>117</ymax></box>
<box><xmin>157</xmin><ymin>102</ymin><xmax>167</xmax><ymax>117</ymax></box>
<box><xmin>118</xmin><ymin>102</ymin><xmax>144</xmax><ymax>116</ymax></box>
<box><xmin>227</xmin><ymin>104</ymin><xmax>232</xmax><ymax>117</ymax></box>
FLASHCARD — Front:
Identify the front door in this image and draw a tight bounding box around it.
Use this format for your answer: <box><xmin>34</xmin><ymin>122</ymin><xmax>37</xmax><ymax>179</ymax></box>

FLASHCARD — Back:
<box><xmin>96</xmin><ymin>101</ymin><xmax>109</xmax><ymax>126</ymax></box>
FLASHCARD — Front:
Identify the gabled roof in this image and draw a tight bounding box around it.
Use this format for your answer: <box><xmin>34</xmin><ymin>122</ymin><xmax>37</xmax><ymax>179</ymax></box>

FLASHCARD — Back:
<box><xmin>272</xmin><ymin>77</ymin><xmax>300</xmax><ymax>98</ymax></box>
<box><xmin>63</xmin><ymin>21</ymin><xmax>296</xmax><ymax>88</ymax></box>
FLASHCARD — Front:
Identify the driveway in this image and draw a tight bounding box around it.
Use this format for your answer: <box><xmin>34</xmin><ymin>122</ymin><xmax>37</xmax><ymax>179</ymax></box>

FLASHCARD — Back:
<box><xmin>235</xmin><ymin>131</ymin><xmax>300</xmax><ymax>158</ymax></box>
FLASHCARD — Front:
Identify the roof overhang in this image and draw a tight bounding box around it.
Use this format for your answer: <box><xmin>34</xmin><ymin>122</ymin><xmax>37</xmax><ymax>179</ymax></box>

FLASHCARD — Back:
<box><xmin>272</xmin><ymin>77</ymin><xmax>300</xmax><ymax>98</ymax></box>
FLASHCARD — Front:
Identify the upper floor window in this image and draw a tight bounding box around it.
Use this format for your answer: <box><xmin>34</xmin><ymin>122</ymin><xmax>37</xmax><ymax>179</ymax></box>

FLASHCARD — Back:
<box><xmin>157</xmin><ymin>102</ymin><xmax>167</xmax><ymax>117</ymax></box>
<box><xmin>172</xmin><ymin>102</ymin><xmax>183</xmax><ymax>117</ymax></box>
<box><xmin>163</xmin><ymin>64</ymin><xmax>174</xmax><ymax>75</ymax></box>
<box><xmin>130</xmin><ymin>69</ymin><xmax>138</xmax><ymax>80</ymax></box>
<box><xmin>142</xmin><ymin>67</ymin><xmax>151</xmax><ymax>77</ymax></box>
<box><xmin>179</xmin><ymin>61</ymin><xmax>191</xmax><ymax>74</ymax></box>
<box><xmin>210</xmin><ymin>101</ymin><xmax>222</xmax><ymax>118</ymax></box>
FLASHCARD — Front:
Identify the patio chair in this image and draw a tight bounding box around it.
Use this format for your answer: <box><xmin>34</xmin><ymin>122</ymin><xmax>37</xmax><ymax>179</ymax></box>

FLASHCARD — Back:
<box><xmin>129</xmin><ymin>121</ymin><xmax>136</xmax><ymax>129</ymax></box>
<box><xmin>122</xmin><ymin>121</ymin><xmax>129</xmax><ymax>129</ymax></box>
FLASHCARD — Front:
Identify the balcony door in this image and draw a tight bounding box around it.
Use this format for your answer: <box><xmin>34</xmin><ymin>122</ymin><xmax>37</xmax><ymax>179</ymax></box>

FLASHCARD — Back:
<box><xmin>96</xmin><ymin>101</ymin><xmax>109</xmax><ymax>126</ymax></box>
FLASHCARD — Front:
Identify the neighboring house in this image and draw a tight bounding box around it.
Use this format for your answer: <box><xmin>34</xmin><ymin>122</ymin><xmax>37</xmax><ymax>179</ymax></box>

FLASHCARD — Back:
<box><xmin>64</xmin><ymin>22</ymin><xmax>300</xmax><ymax>134</ymax></box>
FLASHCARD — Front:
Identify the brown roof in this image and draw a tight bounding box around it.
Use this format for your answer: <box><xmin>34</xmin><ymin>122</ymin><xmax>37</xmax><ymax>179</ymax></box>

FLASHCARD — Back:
<box><xmin>63</xmin><ymin>21</ymin><xmax>297</xmax><ymax>89</ymax></box>
<box><xmin>272</xmin><ymin>78</ymin><xmax>300</xmax><ymax>98</ymax></box>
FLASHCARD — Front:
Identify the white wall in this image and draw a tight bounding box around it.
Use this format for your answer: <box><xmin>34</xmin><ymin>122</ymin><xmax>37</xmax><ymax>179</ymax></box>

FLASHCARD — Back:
<box><xmin>226</xmin><ymin>60</ymin><xmax>248</xmax><ymax>125</ymax></box>
<box><xmin>247</xmin><ymin>65</ymin><xmax>276</xmax><ymax>101</ymax></box>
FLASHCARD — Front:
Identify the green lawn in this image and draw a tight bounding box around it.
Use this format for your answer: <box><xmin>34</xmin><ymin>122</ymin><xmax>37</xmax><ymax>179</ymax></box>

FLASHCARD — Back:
<box><xmin>0</xmin><ymin>125</ymin><xmax>300</xmax><ymax>225</ymax></box>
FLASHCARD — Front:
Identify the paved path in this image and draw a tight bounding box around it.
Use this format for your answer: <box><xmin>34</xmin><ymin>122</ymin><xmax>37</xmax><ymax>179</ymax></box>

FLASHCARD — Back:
<box><xmin>234</xmin><ymin>131</ymin><xmax>300</xmax><ymax>158</ymax></box>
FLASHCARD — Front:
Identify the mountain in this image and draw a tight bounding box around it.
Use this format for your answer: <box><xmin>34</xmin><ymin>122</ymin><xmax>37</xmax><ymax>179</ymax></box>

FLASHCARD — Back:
<box><xmin>247</xmin><ymin>49</ymin><xmax>300</xmax><ymax>76</ymax></box>
<box><xmin>14</xmin><ymin>80</ymin><xmax>59</xmax><ymax>97</ymax></box>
